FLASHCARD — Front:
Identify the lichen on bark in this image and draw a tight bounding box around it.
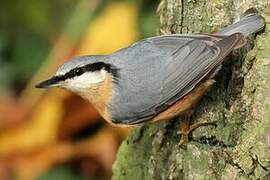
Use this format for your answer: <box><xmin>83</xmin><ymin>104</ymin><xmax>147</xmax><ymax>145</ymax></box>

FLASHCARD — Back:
<box><xmin>112</xmin><ymin>1</ymin><xmax>270</xmax><ymax>179</ymax></box>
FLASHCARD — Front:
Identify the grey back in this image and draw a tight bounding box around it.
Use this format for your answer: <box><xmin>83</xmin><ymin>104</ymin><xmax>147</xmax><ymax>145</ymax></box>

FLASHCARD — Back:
<box><xmin>107</xmin><ymin>33</ymin><xmax>242</xmax><ymax>124</ymax></box>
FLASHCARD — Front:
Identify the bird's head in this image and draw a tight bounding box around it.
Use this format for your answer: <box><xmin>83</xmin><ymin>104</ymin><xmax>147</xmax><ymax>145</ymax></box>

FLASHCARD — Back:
<box><xmin>35</xmin><ymin>55</ymin><xmax>118</xmax><ymax>94</ymax></box>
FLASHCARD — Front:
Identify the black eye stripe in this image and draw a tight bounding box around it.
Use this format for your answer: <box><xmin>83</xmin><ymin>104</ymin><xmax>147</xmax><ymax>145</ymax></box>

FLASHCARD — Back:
<box><xmin>75</xmin><ymin>68</ymin><xmax>84</xmax><ymax>76</ymax></box>
<box><xmin>54</xmin><ymin>62</ymin><xmax>119</xmax><ymax>83</ymax></box>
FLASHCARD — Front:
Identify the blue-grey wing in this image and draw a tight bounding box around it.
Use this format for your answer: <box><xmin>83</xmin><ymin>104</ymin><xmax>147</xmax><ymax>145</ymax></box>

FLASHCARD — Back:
<box><xmin>109</xmin><ymin>33</ymin><xmax>244</xmax><ymax>124</ymax></box>
<box><xmin>153</xmin><ymin>34</ymin><xmax>243</xmax><ymax>108</ymax></box>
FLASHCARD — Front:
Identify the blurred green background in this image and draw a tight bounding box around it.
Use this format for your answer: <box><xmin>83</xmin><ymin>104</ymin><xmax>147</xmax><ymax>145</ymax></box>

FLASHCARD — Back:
<box><xmin>0</xmin><ymin>0</ymin><xmax>75</xmax><ymax>93</ymax></box>
<box><xmin>0</xmin><ymin>0</ymin><xmax>159</xmax><ymax>180</ymax></box>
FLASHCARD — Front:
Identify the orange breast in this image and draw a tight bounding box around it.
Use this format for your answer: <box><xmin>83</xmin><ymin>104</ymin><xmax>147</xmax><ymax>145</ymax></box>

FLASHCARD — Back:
<box><xmin>78</xmin><ymin>74</ymin><xmax>115</xmax><ymax>126</ymax></box>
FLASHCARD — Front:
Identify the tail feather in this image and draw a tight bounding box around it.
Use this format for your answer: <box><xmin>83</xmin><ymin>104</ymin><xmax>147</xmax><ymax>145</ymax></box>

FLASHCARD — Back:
<box><xmin>217</xmin><ymin>10</ymin><xmax>265</xmax><ymax>37</ymax></box>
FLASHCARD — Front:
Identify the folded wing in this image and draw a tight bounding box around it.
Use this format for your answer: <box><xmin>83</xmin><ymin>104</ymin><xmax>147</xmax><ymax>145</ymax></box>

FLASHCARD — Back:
<box><xmin>111</xmin><ymin>33</ymin><xmax>244</xmax><ymax>124</ymax></box>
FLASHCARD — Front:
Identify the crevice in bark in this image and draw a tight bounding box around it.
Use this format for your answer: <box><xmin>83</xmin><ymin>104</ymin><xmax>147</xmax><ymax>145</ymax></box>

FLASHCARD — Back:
<box><xmin>223</xmin><ymin>151</ymin><xmax>245</xmax><ymax>174</ymax></box>
<box><xmin>194</xmin><ymin>135</ymin><xmax>228</xmax><ymax>148</ymax></box>
<box><xmin>179</xmin><ymin>0</ymin><xmax>184</xmax><ymax>33</ymax></box>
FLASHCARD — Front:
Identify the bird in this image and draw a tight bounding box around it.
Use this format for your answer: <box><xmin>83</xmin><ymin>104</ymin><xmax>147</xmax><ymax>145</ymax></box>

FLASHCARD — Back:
<box><xmin>35</xmin><ymin>10</ymin><xmax>265</xmax><ymax>145</ymax></box>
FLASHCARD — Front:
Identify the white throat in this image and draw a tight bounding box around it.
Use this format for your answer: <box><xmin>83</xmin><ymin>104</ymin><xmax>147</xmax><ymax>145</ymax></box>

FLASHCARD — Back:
<box><xmin>64</xmin><ymin>69</ymin><xmax>107</xmax><ymax>91</ymax></box>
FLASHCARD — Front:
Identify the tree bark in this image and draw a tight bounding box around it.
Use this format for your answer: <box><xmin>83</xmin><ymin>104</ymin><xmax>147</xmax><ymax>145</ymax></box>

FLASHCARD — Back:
<box><xmin>112</xmin><ymin>1</ymin><xmax>270</xmax><ymax>179</ymax></box>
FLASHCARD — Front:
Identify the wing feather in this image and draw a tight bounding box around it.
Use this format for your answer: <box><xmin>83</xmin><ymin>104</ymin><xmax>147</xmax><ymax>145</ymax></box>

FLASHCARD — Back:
<box><xmin>131</xmin><ymin>33</ymin><xmax>243</xmax><ymax>124</ymax></box>
<box><xmin>110</xmin><ymin>33</ymin><xmax>244</xmax><ymax>124</ymax></box>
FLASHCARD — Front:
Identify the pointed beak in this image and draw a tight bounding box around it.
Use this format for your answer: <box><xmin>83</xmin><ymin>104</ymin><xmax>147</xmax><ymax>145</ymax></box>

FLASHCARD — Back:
<box><xmin>35</xmin><ymin>77</ymin><xmax>60</xmax><ymax>88</ymax></box>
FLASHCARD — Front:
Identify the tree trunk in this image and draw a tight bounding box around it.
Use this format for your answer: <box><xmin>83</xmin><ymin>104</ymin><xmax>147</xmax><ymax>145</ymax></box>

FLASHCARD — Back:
<box><xmin>112</xmin><ymin>1</ymin><xmax>270</xmax><ymax>179</ymax></box>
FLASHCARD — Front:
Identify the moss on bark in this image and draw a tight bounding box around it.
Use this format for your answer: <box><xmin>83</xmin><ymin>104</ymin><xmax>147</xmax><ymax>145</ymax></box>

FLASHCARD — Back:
<box><xmin>113</xmin><ymin>1</ymin><xmax>270</xmax><ymax>179</ymax></box>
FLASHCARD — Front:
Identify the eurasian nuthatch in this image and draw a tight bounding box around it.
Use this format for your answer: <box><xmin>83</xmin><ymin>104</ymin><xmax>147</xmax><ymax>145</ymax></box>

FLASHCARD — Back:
<box><xmin>36</xmin><ymin>11</ymin><xmax>265</xmax><ymax>143</ymax></box>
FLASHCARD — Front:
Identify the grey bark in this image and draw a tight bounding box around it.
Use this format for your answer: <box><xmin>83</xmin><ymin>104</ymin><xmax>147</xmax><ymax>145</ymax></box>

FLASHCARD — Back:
<box><xmin>112</xmin><ymin>1</ymin><xmax>270</xmax><ymax>179</ymax></box>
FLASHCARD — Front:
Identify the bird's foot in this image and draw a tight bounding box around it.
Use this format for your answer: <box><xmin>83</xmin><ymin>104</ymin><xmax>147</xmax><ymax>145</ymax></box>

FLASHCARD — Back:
<box><xmin>179</xmin><ymin>121</ymin><xmax>217</xmax><ymax>147</ymax></box>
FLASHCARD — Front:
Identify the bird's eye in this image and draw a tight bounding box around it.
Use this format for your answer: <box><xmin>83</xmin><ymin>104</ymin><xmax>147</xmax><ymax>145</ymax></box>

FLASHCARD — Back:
<box><xmin>75</xmin><ymin>68</ymin><xmax>84</xmax><ymax>76</ymax></box>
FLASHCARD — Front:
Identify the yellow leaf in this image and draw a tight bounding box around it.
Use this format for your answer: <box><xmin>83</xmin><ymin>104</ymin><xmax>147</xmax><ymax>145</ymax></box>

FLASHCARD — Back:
<box><xmin>78</xmin><ymin>2</ymin><xmax>139</xmax><ymax>55</ymax></box>
<box><xmin>0</xmin><ymin>90</ymin><xmax>68</xmax><ymax>155</ymax></box>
